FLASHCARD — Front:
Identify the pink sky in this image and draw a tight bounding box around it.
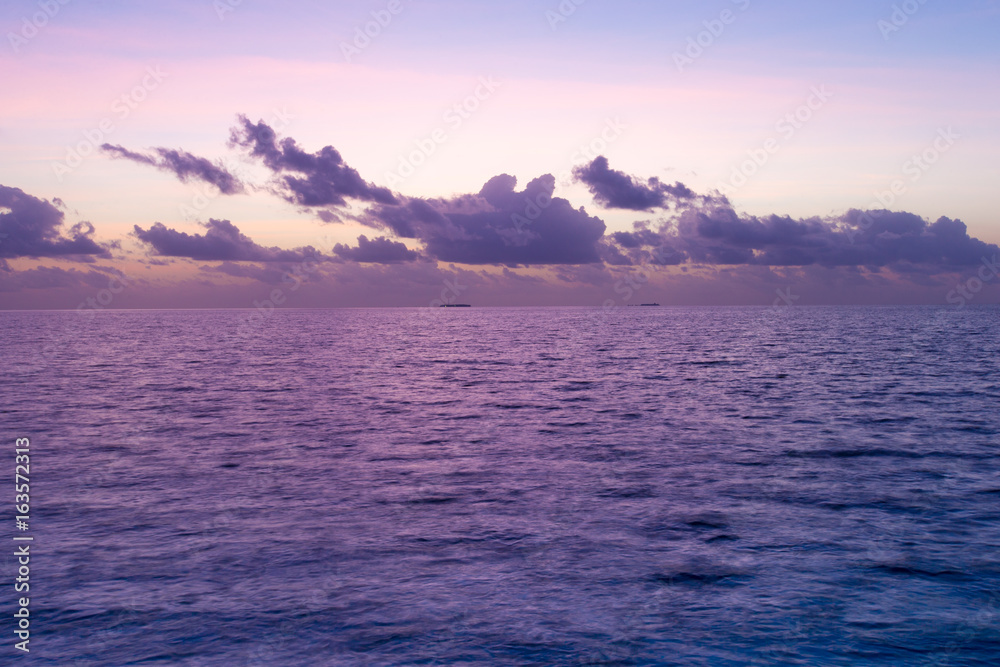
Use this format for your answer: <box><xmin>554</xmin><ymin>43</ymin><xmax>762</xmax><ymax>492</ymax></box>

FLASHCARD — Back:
<box><xmin>2</xmin><ymin>0</ymin><xmax>998</xmax><ymax>308</ymax></box>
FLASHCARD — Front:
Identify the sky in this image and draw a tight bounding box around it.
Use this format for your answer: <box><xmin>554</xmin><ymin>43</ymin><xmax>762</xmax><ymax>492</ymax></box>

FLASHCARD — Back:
<box><xmin>1</xmin><ymin>0</ymin><xmax>999</xmax><ymax>309</ymax></box>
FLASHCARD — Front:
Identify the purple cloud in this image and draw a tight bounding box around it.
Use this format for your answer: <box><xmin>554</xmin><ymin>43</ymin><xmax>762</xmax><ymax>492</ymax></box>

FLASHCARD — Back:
<box><xmin>200</xmin><ymin>262</ymin><xmax>292</xmax><ymax>285</ymax></box>
<box><xmin>133</xmin><ymin>219</ymin><xmax>322</xmax><ymax>262</ymax></box>
<box><xmin>0</xmin><ymin>185</ymin><xmax>107</xmax><ymax>258</ymax></box>
<box><xmin>573</xmin><ymin>156</ymin><xmax>696</xmax><ymax>211</ymax></box>
<box><xmin>101</xmin><ymin>144</ymin><xmax>245</xmax><ymax>195</ymax></box>
<box><xmin>606</xmin><ymin>204</ymin><xmax>999</xmax><ymax>271</ymax></box>
<box><xmin>0</xmin><ymin>265</ymin><xmax>128</xmax><ymax>292</ymax></box>
<box><xmin>333</xmin><ymin>235</ymin><xmax>420</xmax><ymax>264</ymax></box>
<box><xmin>228</xmin><ymin>115</ymin><xmax>397</xmax><ymax>208</ymax></box>
<box><xmin>577</xmin><ymin>160</ymin><xmax>999</xmax><ymax>273</ymax></box>
<box><xmin>362</xmin><ymin>173</ymin><xmax>606</xmax><ymax>266</ymax></box>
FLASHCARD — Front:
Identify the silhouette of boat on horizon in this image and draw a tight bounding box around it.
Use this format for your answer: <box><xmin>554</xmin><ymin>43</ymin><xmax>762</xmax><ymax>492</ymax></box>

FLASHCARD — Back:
<box><xmin>627</xmin><ymin>303</ymin><xmax>660</xmax><ymax>307</ymax></box>
<box><xmin>440</xmin><ymin>303</ymin><xmax>472</xmax><ymax>308</ymax></box>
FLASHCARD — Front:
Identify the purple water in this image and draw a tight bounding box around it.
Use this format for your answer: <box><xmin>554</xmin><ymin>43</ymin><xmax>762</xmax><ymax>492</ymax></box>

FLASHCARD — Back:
<box><xmin>3</xmin><ymin>306</ymin><xmax>1000</xmax><ymax>665</ymax></box>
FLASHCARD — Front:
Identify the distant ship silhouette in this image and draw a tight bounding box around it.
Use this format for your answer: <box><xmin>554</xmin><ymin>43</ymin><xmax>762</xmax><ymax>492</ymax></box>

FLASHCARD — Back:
<box><xmin>440</xmin><ymin>304</ymin><xmax>471</xmax><ymax>308</ymax></box>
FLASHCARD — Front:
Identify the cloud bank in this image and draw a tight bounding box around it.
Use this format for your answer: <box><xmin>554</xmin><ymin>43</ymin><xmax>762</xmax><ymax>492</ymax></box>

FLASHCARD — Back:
<box><xmin>7</xmin><ymin>125</ymin><xmax>996</xmax><ymax>308</ymax></box>
<box><xmin>589</xmin><ymin>158</ymin><xmax>999</xmax><ymax>272</ymax></box>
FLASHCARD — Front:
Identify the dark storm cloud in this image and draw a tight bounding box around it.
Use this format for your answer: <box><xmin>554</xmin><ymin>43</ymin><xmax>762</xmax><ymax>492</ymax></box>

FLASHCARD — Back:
<box><xmin>333</xmin><ymin>235</ymin><xmax>420</xmax><ymax>264</ymax></box>
<box><xmin>573</xmin><ymin>156</ymin><xmax>695</xmax><ymax>211</ymax></box>
<box><xmin>133</xmin><ymin>218</ymin><xmax>322</xmax><ymax>262</ymax></box>
<box><xmin>228</xmin><ymin>115</ymin><xmax>397</xmax><ymax>208</ymax></box>
<box><xmin>101</xmin><ymin>144</ymin><xmax>245</xmax><ymax>195</ymax></box>
<box><xmin>0</xmin><ymin>185</ymin><xmax>107</xmax><ymax>258</ymax></box>
<box><xmin>362</xmin><ymin>173</ymin><xmax>606</xmax><ymax>266</ymax></box>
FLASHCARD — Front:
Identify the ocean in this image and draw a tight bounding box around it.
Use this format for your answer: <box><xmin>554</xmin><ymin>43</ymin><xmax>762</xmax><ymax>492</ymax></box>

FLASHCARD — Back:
<box><xmin>3</xmin><ymin>306</ymin><xmax>999</xmax><ymax>665</ymax></box>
